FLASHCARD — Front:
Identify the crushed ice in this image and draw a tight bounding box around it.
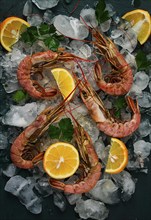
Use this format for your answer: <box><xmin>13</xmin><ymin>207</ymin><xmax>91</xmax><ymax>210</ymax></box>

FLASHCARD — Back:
<box><xmin>0</xmin><ymin>1</ymin><xmax>151</xmax><ymax>219</ymax></box>
<box><xmin>80</xmin><ymin>6</ymin><xmax>98</xmax><ymax>28</ymax></box>
<box><xmin>32</xmin><ymin>0</ymin><xmax>59</xmax><ymax>10</ymax></box>
<box><xmin>53</xmin><ymin>15</ymin><xmax>89</xmax><ymax>40</ymax></box>
<box><xmin>2</xmin><ymin>102</ymin><xmax>47</xmax><ymax>128</ymax></box>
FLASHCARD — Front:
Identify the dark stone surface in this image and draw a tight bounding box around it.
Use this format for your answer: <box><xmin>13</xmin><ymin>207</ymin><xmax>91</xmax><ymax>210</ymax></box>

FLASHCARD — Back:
<box><xmin>0</xmin><ymin>1</ymin><xmax>151</xmax><ymax>220</ymax></box>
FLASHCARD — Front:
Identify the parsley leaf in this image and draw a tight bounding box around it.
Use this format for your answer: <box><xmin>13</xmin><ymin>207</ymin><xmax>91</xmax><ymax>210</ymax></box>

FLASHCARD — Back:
<box><xmin>20</xmin><ymin>23</ymin><xmax>64</xmax><ymax>51</ymax></box>
<box><xmin>38</xmin><ymin>24</ymin><xmax>49</xmax><ymax>35</ymax></box>
<box><xmin>20</xmin><ymin>26</ymin><xmax>38</xmax><ymax>44</ymax></box>
<box><xmin>113</xmin><ymin>97</ymin><xmax>127</xmax><ymax>118</ymax></box>
<box><xmin>49</xmin><ymin>125</ymin><xmax>61</xmax><ymax>139</ymax></box>
<box><xmin>49</xmin><ymin>118</ymin><xmax>74</xmax><ymax>141</ymax></box>
<box><xmin>12</xmin><ymin>90</ymin><xmax>29</xmax><ymax>103</ymax></box>
<box><xmin>44</xmin><ymin>37</ymin><xmax>60</xmax><ymax>51</ymax></box>
<box><xmin>114</xmin><ymin>109</ymin><xmax>121</xmax><ymax>119</ymax></box>
<box><xmin>135</xmin><ymin>50</ymin><xmax>151</xmax><ymax>71</ymax></box>
<box><xmin>59</xmin><ymin>118</ymin><xmax>74</xmax><ymax>141</ymax></box>
<box><xmin>95</xmin><ymin>0</ymin><xmax>110</xmax><ymax>24</ymax></box>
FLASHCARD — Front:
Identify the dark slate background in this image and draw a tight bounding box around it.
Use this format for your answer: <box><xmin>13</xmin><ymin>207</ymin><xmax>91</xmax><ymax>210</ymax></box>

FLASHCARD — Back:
<box><xmin>0</xmin><ymin>0</ymin><xmax>151</xmax><ymax>220</ymax></box>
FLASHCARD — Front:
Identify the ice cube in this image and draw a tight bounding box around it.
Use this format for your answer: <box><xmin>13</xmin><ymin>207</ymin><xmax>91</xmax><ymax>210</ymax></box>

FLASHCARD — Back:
<box><xmin>53</xmin><ymin>15</ymin><xmax>89</xmax><ymax>40</ymax></box>
<box><xmin>103</xmin><ymin>98</ymin><xmax>112</xmax><ymax>109</ymax></box>
<box><xmin>114</xmin><ymin>28</ymin><xmax>137</xmax><ymax>53</ymax></box>
<box><xmin>111</xmin><ymin>29</ymin><xmax>123</xmax><ymax>39</ymax></box>
<box><xmin>120</xmin><ymin>109</ymin><xmax>131</xmax><ymax>121</ymax></box>
<box><xmin>75</xmin><ymin>62</ymin><xmax>99</xmax><ymax>91</ymax></box>
<box><xmin>134</xmin><ymin>71</ymin><xmax>149</xmax><ymax>90</ymax></box>
<box><xmin>137</xmin><ymin>92</ymin><xmax>151</xmax><ymax>108</ymax></box>
<box><xmin>32</xmin><ymin>0</ymin><xmax>59</xmax><ymax>10</ymax></box>
<box><xmin>74</xmin><ymin>198</ymin><xmax>109</xmax><ymax>220</ymax></box>
<box><xmin>0</xmin><ymin>50</ymin><xmax>24</xmax><ymax>95</ymax></box>
<box><xmin>27</xmin><ymin>14</ymin><xmax>43</xmax><ymax>26</ymax></box>
<box><xmin>76</xmin><ymin>115</ymin><xmax>100</xmax><ymax>143</ymax></box>
<box><xmin>66</xmin><ymin>193</ymin><xmax>82</xmax><ymax>205</ymax></box>
<box><xmin>137</xmin><ymin>117</ymin><xmax>151</xmax><ymax>137</ymax></box>
<box><xmin>127</xmin><ymin>159</ymin><xmax>141</xmax><ymax>171</ymax></box>
<box><xmin>70</xmin><ymin>40</ymin><xmax>84</xmax><ymax>51</ymax></box>
<box><xmin>106</xmin><ymin>3</ymin><xmax>116</xmax><ymax>17</ymax></box>
<box><xmin>53</xmin><ymin>192</ymin><xmax>67</xmax><ymax>212</ymax></box>
<box><xmin>75</xmin><ymin>44</ymin><xmax>92</xmax><ymax>59</ymax></box>
<box><xmin>18</xmin><ymin>183</ymin><xmax>42</xmax><ymax>214</ymax></box>
<box><xmin>11</xmin><ymin>48</ymin><xmax>26</xmax><ymax>64</ymax></box>
<box><xmin>26</xmin><ymin>197</ymin><xmax>42</xmax><ymax>214</ymax></box>
<box><xmin>3</xmin><ymin>80</ymin><xmax>20</xmax><ymax>93</ymax></box>
<box><xmin>127</xmin><ymin>84</ymin><xmax>143</xmax><ymax>99</ymax></box>
<box><xmin>86</xmin><ymin>179</ymin><xmax>120</xmax><ymax>204</ymax></box>
<box><xmin>80</xmin><ymin>7</ymin><xmax>98</xmax><ymax>28</ymax></box>
<box><xmin>35</xmin><ymin>177</ymin><xmax>53</xmax><ymax>197</ymax></box>
<box><xmin>113</xmin><ymin>171</ymin><xmax>136</xmax><ymax>201</ymax></box>
<box><xmin>26</xmin><ymin>176</ymin><xmax>36</xmax><ymax>188</ymax></box>
<box><xmin>7</xmin><ymin>126</ymin><xmax>23</xmax><ymax>144</ymax></box>
<box><xmin>97</xmin><ymin>145</ymin><xmax>110</xmax><ymax>165</ymax></box>
<box><xmin>1</xmin><ymin>73</ymin><xmax>19</xmax><ymax>94</ymax></box>
<box><xmin>4</xmin><ymin>175</ymin><xmax>28</xmax><ymax>196</ymax></box>
<box><xmin>1</xmin><ymin>50</ymin><xmax>20</xmax><ymax>88</ymax></box>
<box><xmin>131</xmin><ymin>0</ymin><xmax>135</xmax><ymax>6</ymax></box>
<box><xmin>23</xmin><ymin>0</ymin><xmax>32</xmax><ymax>16</ymax></box>
<box><xmin>133</xmin><ymin>140</ymin><xmax>151</xmax><ymax>159</ymax></box>
<box><xmin>43</xmin><ymin>9</ymin><xmax>54</xmax><ymax>24</ymax></box>
<box><xmin>2</xmin><ymin>102</ymin><xmax>45</xmax><ymax>128</ymax></box>
<box><xmin>3</xmin><ymin>81</ymin><xmax>20</xmax><ymax>93</ymax></box>
<box><xmin>0</xmin><ymin>133</ymin><xmax>8</xmax><ymax>149</ymax></box>
<box><xmin>100</xmin><ymin>19</ymin><xmax>112</xmax><ymax>33</ymax></box>
<box><xmin>94</xmin><ymin>137</ymin><xmax>106</xmax><ymax>160</ymax></box>
<box><xmin>121</xmin><ymin>49</ymin><xmax>137</xmax><ymax>73</ymax></box>
<box><xmin>2</xmin><ymin>163</ymin><xmax>17</xmax><ymax>177</ymax></box>
<box><xmin>19</xmin><ymin>184</ymin><xmax>36</xmax><ymax>205</ymax></box>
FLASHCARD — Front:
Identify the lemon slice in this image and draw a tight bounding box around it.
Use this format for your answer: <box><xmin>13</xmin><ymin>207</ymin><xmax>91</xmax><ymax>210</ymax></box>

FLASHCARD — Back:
<box><xmin>105</xmin><ymin>138</ymin><xmax>128</xmax><ymax>174</ymax></box>
<box><xmin>122</xmin><ymin>9</ymin><xmax>151</xmax><ymax>44</ymax></box>
<box><xmin>51</xmin><ymin>68</ymin><xmax>75</xmax><ymax>101</ymax></box>
<box><xmin>43</xmin><ymin>142</ymin><xmax>79</xmax><ymax>179</ymax></box>
<box><xmin>0</xmin><ymin>16</ymin><xmax>30</xmax><ymax>51</ymax></box>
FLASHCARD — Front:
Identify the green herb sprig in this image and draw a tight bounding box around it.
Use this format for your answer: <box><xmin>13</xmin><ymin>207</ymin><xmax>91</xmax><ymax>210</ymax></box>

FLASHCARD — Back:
<box><xmin>49</xmin><ymin>118</ymin><xmax>74</xmax><ymax>142</ymax></box>
<box><xmin>95</xmin><ymin>0</ymin><xmax>110</xmax><ymax>24</ymax></box>
<box><xmin>113</xmin><ymin>96</ymin><xmax>127</xmax><ymax>118</ymax></box>
<box><xmin>20</xmin><ymin>23</ymin><xmax>64</xmax><ymax>51</ymax></box>
<box><xmin>135</xmin><ymin>50</ymin><xmax>151</xmax><ymax>71</ymax></box>
<box><xmin>12</xmin><ymin>90</ymin><xmax>29</xmax><ymax>103</ymax></box>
